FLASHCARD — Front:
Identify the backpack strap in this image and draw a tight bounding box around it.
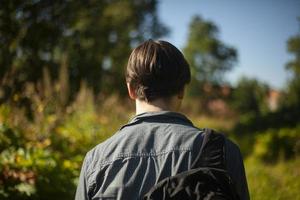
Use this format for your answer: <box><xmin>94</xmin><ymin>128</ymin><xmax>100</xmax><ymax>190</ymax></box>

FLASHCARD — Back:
<box><xmin>191</xmin><ymin>128</ymin><xmax>226</xmax><ymax>170</ymax></box>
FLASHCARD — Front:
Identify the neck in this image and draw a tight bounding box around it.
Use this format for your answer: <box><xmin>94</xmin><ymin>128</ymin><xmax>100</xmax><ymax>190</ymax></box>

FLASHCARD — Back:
<box><xmin>135</xmin><ymin>97</ymin><xmax>181</xmax><ymax>115</ymax></box>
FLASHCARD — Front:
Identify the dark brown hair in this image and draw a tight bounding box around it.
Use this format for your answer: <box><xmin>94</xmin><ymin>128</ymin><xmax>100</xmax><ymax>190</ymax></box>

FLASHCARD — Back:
<box><xmin>126</xmin><ymin>39</ymin><xmax>191</xmax><ymax>102</ymax></box>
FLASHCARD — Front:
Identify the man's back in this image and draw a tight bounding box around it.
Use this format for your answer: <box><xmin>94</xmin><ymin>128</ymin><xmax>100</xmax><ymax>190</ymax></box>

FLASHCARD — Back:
<box><xmin>75</xmin><ymin>111</ymin><xmax>249</xmax><ymax>200</ymax></box>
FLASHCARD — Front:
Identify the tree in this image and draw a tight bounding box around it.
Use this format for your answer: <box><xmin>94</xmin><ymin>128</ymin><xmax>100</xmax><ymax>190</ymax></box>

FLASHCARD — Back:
<box><xmin>0</xmin><ymin>0</ymin><xmax>168</xmax><ymax>102</ymax></box>
<box><xmin>284</xmin><ymin>20</ymin><xmax>300</xmax><ymax>109</ymax></box>
<box><xmin>231</xmin><ymin>77</ymin><xmax>269</xmax><ymax>116</ymax></box>
<box><xmin>184</xmin><ymin>15</ymin><xmax>237</xmax><ymax>96</ymax></box>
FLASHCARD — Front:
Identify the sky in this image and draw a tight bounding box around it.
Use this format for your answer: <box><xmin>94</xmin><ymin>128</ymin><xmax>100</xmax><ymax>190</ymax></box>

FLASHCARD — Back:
<box><xmin>158</xmin><ymin>0</ymin><xmax>300</xmax><ymax>89</ymax></box>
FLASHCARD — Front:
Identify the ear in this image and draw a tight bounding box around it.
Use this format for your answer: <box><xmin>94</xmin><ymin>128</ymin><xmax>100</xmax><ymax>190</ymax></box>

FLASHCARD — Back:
<box><xmin>127</xmin><ymin>83</ymin><xmax>137</xmax><ymax>100</ymax></box>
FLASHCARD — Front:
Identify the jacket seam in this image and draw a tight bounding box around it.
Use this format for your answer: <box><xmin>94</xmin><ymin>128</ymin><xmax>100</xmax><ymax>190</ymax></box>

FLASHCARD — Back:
<box><xmin>86</xmin><ymin>148</ymin><xmax>192</xmax><ymax>188</ymax></box>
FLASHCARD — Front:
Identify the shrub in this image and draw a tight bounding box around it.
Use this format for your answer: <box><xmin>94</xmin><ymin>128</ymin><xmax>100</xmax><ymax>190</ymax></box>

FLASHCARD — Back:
<box><xmin>253</xmin><ymin>126</ymin><xmax>300</xmax><ymax>162</ymax></box>
<box><xmin>0</xmin><ymin>87</ymin><xmax>131</xmax><ymax>200</ymax></box>
<box><xmin>0</xmin><ymin>112</ymin><xmax>80</xmax><ymax>200</ymax></box>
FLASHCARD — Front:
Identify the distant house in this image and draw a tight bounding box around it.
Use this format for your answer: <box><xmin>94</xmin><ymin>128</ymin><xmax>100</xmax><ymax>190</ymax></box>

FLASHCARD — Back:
<box><xmin>267</xmin><ymin>89</ymin><xmax>281</xmax><ymax>111</ymax></box>
<box><xmin>203</xmin><ymin>83</ymin><xmax>232</xmax><ymax>115</ymax></box>
<box><xmin>203</xmin><ymin>83</ymin><xmax>281</xmax><ymax>115</ymax></box>
<box><xmin>202</xmin><ymin>83</ymin><xmax>232</xmax><ymax>97</ymax></box>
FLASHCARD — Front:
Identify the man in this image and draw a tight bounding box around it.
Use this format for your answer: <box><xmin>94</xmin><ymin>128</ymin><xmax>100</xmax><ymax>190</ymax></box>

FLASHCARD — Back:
<box><xmin>75</xmin><ymin>40</ymin><xmax>249</xmax><ymax>200</ymax></box>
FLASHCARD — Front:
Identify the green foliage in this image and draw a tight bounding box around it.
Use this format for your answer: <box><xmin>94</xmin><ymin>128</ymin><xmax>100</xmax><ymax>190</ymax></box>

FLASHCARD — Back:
<box><xmin>0</xmin><ymin>145</ymin><xmax>78</xmax><ymax>200</ymax></box>
<box><xmin>233</xmin><ymin>105</ymin><xmax>300</xmax><ymax>137</ymax></box>
<box><xmin>231</xmin><ymin>77</ymin><xmax>269</xmax><ymax>115</ymax></box>
<box><xmin>231</xmin><ymin>105</ymin><xmax>300</xmax><ymax>158</ymax></box>
<box><xmin>0</xmin><ymin>0</ymin><xmax>168</xmax><ymax>102</ymax></box>
<box><xmin>183</xmin><ymin>15</ymin><xmax>237</xmax><ymax>96</ymax></box>
<box><xmin>253</xmin><ymin>126</ymin><xmax>300</xmax><ymax>162</ymax></box>
<box><xmin>0</xmin><ymin>122</ymin><xmax>25</xmax><ymax>152</ymax></box>
<box><xmin>286</xmin><ymin>27</ymin><xmax>300</xmax><ymax>76</ymax></box>
<box><xmin>246</xmin><ymin>157</ymin><xmax>300</xmax><ymax>200</ymax></box>
<box><xmin>0</xmin><ymin>86</ymin><xmax>130</xmax><ymax>199</ymax></box>
<box><xmin>282</xmin><ymin>22</ymin><xmax>300</xmax><ymax>109</ymax></box>
<box><xmin>229</xmin><ymin>78</ymin><xmax>271</xmax><ymax>151</ymax></box>
<box><xmin>0</xmin><ymin>104</ymin><xmax>80</xmax><ymax>199</ymax></box>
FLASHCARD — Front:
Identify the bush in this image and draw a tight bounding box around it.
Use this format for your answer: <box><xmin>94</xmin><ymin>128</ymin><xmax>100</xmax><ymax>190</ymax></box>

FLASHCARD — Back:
<box><xmin>253</xmin><ymin>126</ymin><xmax>300</xmax><ymax>162</ymax></box>
<box><xmin>0</xmin><ymin>111</ymin><xmax>80</xmax><ymax>200</ymax></box>
<box><xmin>0</xmin><ymin>146</ymin><xmax>79</xmax><ymax>200</ymax></box>
<box><xmin>0</xmin><ymin>84</ymin><xmax>132</xmax><ymax>199</ymax></box>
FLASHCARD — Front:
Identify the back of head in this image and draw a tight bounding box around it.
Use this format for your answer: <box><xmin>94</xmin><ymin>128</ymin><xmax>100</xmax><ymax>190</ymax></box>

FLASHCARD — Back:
<box><xmin>126</xmin><ymin>40</ymin><xmax>191</xmax><ymax>102</ymax></box>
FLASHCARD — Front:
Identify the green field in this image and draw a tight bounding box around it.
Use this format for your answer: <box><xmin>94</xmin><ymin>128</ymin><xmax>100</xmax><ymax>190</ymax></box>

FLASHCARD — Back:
<box><xmin>246</xmin><ymin>157</ymin><xmax>300</xmax><ymax>200</ymax></box>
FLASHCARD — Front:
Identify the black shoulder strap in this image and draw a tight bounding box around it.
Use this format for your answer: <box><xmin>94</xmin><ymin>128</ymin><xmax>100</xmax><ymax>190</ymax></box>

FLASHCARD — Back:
<box><xmin>191</xmin><ymin>128</ymin><xmax>226</xmax><ymax>170</ymax></box>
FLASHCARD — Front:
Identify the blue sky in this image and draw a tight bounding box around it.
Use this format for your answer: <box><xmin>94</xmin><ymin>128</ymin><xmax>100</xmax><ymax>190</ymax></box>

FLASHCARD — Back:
<box><xmin>158</xmin><ymin>0</ymin><xmax>300</xmax><ymax>89</ymax></box>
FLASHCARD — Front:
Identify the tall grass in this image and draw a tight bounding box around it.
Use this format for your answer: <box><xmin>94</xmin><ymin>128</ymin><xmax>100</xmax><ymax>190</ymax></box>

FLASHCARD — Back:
<box><xmin>246</xmin><ymin>157</ymin><xmax>300</xmax><ymax>200</ymax></box>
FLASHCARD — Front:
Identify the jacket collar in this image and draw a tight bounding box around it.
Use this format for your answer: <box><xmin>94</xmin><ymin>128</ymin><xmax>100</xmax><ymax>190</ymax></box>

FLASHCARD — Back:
<box><xmin>120</xmin><ymin>111</ymin><xmax>194</xmax><ymax>130</ymax></box>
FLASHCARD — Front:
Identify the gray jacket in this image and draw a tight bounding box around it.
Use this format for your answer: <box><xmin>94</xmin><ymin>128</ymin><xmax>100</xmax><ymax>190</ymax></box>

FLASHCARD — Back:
<box><xmin>75</xmin><ymin>111</ymin><xmax>249</xmax><ymax>200</ymax></box>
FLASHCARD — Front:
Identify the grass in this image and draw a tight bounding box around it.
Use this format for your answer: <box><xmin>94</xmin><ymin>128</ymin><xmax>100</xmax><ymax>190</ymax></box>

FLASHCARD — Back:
<box><xmin>190</xmin><ymin>114</ymin><xmax>236</xmax><ymax>133</ymax></box>
<box><xmin>245</xmin><ymin>157</ymin><xmax>300</xmax><ymax>200</ymax></box>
